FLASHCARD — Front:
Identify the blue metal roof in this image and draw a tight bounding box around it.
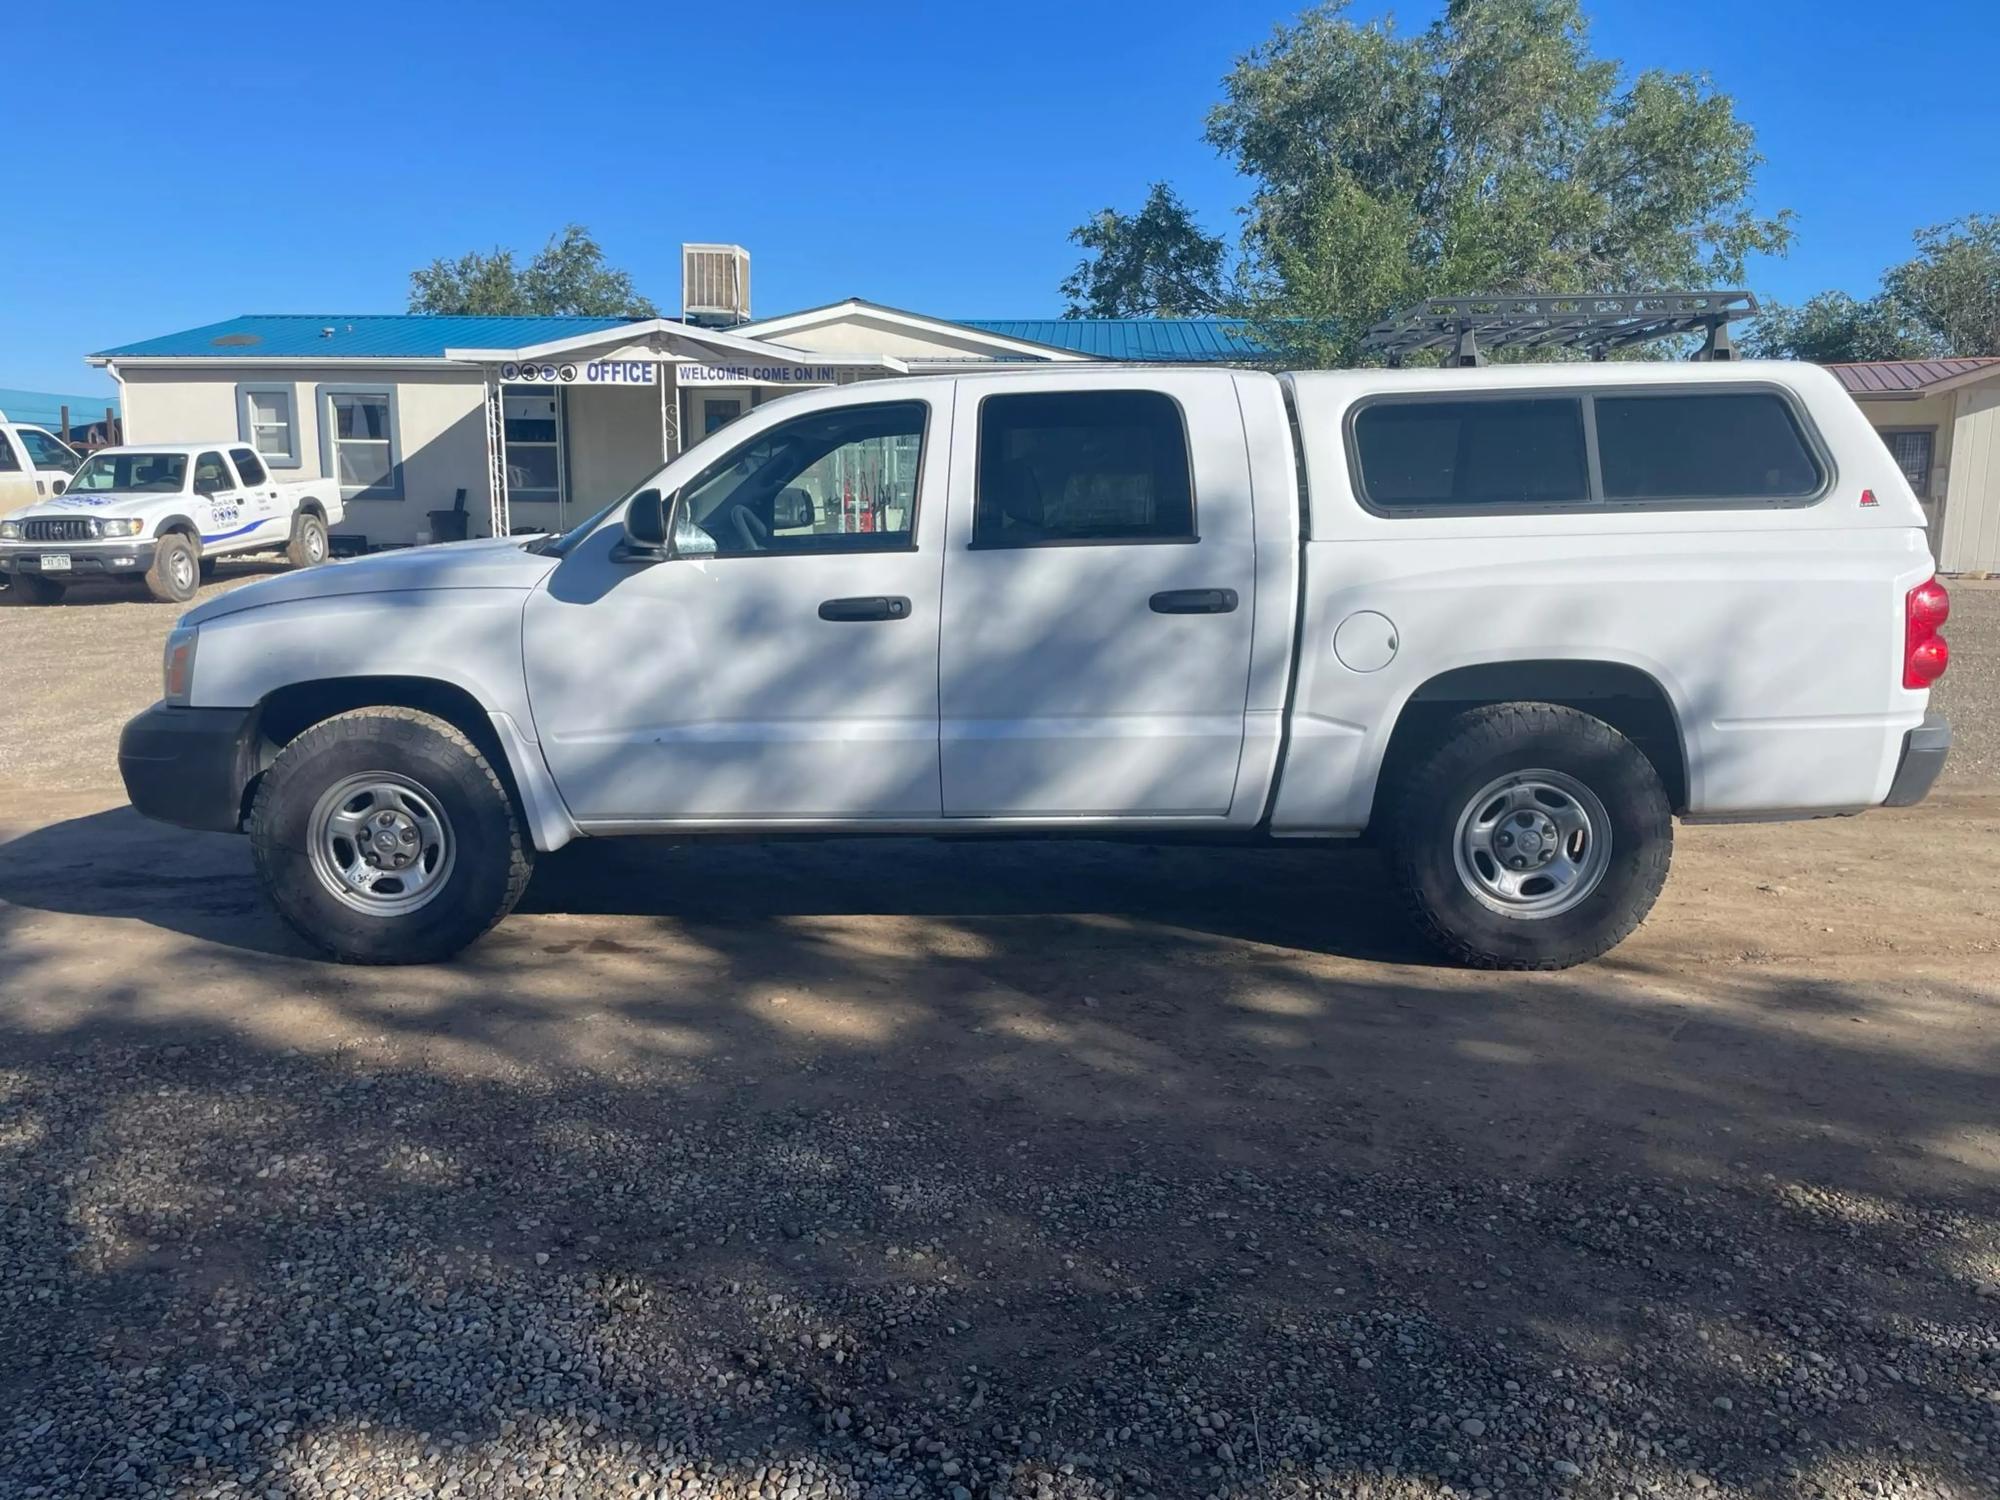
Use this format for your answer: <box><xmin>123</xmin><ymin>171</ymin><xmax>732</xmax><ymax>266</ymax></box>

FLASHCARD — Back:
<box><xmin>959</xmin><ymin>318</ymin><xmax>1266</xmax><ymax>362</ymax></box>
<box><xmin>93</xmin><ymin>313</ymin><xmax>641</xmax><ymax>361</ymax></box>
<box><xmin>93</xmin><ymin>311</ymin><xmax>1266</xmax><ymax>365</ymax></box>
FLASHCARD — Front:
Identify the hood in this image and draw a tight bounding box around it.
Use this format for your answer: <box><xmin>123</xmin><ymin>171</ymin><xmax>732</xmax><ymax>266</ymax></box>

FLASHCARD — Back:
<box><xmin>183</xmin><ymin>535</ymin><xmax>560</xmax><ymax>625</ymax></box>
<box><xmin>13</xmin><ymin>489</ymin><xmax>181</xmax><ymax>517</ymax></box>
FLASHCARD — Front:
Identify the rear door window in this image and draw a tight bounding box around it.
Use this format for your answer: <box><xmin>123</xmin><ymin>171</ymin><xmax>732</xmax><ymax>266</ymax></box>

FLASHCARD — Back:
<box><xmin>1352</xmin><ymin>397</ymin><xmax>1589</xmax><ymax>510</ymax></box>
<box><xmin>974</xmin><ymin>390</ymin><xmax>1195</xmax><ymax>546</ymax></box>
<box><xmin>1595</xmin><ymin>392</ymin><xmax>1822</xmax><ymax>502</ymax></box>
<box><xmin>229</xmin><ymin>448</ymin><xmax>268</xmax><ymax>487</ymax></box>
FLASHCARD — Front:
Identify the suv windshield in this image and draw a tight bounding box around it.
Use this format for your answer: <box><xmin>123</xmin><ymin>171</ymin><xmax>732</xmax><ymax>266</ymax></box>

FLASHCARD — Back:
<box><xmin>66</xmin><ymin>453</ymin><xmax>188</xmax><ymax>493</ymax></box>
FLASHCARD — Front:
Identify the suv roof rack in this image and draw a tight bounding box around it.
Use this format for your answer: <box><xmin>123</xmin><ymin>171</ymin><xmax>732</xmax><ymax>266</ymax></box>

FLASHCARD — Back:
<box><xmin>1361</xmin><ymin>291</ymin><xmax>1759</xmax><ymax>367</ymax></box>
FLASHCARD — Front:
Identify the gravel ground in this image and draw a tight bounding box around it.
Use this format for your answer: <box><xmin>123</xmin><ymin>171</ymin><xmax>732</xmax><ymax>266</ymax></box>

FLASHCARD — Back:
<box><xmin>0</xmin><ymin>569</ymin><xmax>1995</xmax><ymax>1500</ymax></box>
<box><xmin>1929</xmin><ymin>581</ymin><xmax>2000</xmax><ymax>787</ymax></box>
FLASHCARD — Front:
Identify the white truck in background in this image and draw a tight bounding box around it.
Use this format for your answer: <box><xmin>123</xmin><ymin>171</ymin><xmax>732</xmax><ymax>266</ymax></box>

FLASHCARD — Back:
<box><xmin>0</xmin><ymin>442</ymin><xmax>340</xmax><ymax>604</ymax></box>
<box><xmin>0</xmin><ymin>414</ymin><xmax>84</xmax><ymax>516</ymax></box>
<box><xmin>116</xmin><ymin>362</ymin><xmax>1951</xmax><ymax>968</ymax></box>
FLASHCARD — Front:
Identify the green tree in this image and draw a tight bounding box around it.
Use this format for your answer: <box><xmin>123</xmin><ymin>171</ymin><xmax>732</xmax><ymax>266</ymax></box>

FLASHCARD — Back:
<box><xmin>1743</xmin><ymin>290</ymin><xmax>1939</xmax><ymax>363</ymax></box>
<box><xmin>1883</xmin><ymin>215</ymin><xmax>2000</xmax><ymax>357</ymax></box>
<box><xmin>1199</xmin><ymin>0</ymin><xmax>1792</xmax><ymax>363</ymax></box>
<box><xmin>1061</xmin><ymin>183</ymin><xmax>1230</xmax><ymax>318</ymax></box>
<box><xmin>408</xmin><ymin>224</ymin><xmax>658</xmax><ymax>317</ymax></box>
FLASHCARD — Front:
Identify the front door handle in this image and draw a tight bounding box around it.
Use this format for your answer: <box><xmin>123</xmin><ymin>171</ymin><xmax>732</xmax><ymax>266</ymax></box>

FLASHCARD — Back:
<box><xmin>818</xmin><ymin>595</ymin><xmax>911</xmax><ymax>622</ymax></box>
<box><xmin>1150</xmin><ymin>587</ymin><xmax>1239</xmax><ymax>615</ymax></box>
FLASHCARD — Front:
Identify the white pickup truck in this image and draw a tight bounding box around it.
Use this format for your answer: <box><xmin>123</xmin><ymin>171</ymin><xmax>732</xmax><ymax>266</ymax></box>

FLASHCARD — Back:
<box><xmin>116</xmin><ymin>363</ymin><xmax>1951</xmax><ymax>968</ymax></box>
<box><xmin>0</xmin><ymin>442</ymin><xmax>340</xmax><ymax>604</ymax></box>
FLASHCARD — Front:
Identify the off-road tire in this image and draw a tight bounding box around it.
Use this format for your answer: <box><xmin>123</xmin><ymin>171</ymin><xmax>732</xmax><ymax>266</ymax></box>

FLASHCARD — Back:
<box><xmin>286</xmin><ymin>511</ymin><xmax>329</xmax><ymax>569</ymax></box>
<box><xmin>249</xmin><ymin>707</ymin><xmax>533</xmax><ymax>964</ymax></box>
<box><xmin>3</xmin><ymin>573</ymin><xmax>65</xmax><ymax>605</ymax></box>
<box><xmin>1386</xmin><ymin>702</ymin><xmax>1672</xmax><ymax>970</ymax></box>
<box><xmin>145</xmin><ymin>533</ymin><xmax>200</xmax><ymax>603</ymax></box>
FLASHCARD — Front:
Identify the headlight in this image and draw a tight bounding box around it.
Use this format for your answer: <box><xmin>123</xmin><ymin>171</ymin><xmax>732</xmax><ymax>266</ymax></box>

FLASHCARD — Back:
<box><xmin>99</xmin><ymin>518</ymin><xmax>145</xmax><ymax>538</ymax></box>
<box><xmin>0</xmin><ymin>521</ymin><xmax>20</xmax><ymax>540</ymax></box>
<box><xmin>162</xmin><ymin>626</ymin><xmax>199</xmax><ymax>705</ymax></box>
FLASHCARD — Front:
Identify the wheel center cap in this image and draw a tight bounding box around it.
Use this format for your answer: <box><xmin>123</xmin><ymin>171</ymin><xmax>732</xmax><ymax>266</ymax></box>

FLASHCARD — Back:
<box><xmin>1517</xmin><ymin>829</ymin><xmax>1543</xmax><ymax>854</ymax></box>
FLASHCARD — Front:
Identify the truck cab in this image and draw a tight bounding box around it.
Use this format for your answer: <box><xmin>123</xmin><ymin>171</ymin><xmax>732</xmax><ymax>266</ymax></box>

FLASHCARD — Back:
<box><xmin>0</xmin><ymin>442</ymin><xmax>339</xmax><ymax>604</ymax></box>
<box><xmin>0</xmin><ymin>416</ymin><xmax>84</xmax><ymax>521</ymax></box>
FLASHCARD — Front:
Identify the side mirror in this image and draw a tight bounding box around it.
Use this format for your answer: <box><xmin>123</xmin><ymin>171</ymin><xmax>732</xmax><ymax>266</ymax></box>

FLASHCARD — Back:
<box><xmin>773</xmin><ymin>486</ymin><xmax>816</xmax><ymax>531</ymax></box>
<box><xmin>612</xmin><ymin>489</ymin><xmax>668</xmax><ymax>563</ymax></box>
<box><xmin>51</xmin><ymin>480</ymin><xmax>65</xmax><ymax>495</ymax></box>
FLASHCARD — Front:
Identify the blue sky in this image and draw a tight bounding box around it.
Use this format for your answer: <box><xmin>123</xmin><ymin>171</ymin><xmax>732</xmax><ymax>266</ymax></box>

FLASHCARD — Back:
<box><xmin>7</xmin><ymin>0</ymin><xmax>1996</xmax><ymax>397</ymax></box>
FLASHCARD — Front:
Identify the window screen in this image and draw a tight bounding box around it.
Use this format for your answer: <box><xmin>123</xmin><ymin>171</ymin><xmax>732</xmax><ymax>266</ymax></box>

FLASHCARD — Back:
<box><xmin>1352</xmin><ymin>398</ymin><xmax>1588</xmax><ymax>509</ymax></box>
<box><xmin>974</xmin><ymin>390</ymin><xmax>1194</xmax><ymax>546</ymax></box>
<box><xmin>1596</xmin><ymin>393</ymin><xmax>1822</xmax><ymax>501</ymax></box>
<box><xmin>1882</xmin><ymin>430</ymin><xmax>1933</xmax><ymax>496</ymax></box>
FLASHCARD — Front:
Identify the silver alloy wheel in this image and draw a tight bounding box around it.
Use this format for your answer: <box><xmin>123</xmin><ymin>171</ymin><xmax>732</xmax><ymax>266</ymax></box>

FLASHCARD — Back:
<box><xmin>307</xmin><ymin>772</ymin><xmax>455</xmax><ymax>916</ymax></box>
<box><xmin>304</xmin><ymin>522</ymin><xmax>326</xmax><ymax>562</ymax></box>
<box><xmin>168</xmin><ymin>547</ymin><xmax>196</xmax><ymax>593</ymax></box>
<box><xmin>1451</xmin><ymin>769</ymin><xmax>1612</xmax><ymax>919</ymax></box>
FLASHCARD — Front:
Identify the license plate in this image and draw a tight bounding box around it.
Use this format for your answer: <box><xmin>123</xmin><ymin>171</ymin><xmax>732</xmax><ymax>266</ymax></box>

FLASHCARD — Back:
<box><xmin>40</xmin><ymin>553</ymin><xmax>71</xmax><ymax>572</ymax></box>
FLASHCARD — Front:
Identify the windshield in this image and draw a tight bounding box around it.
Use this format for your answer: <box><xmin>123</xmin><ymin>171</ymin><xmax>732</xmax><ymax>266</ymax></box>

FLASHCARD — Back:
<box><xmin>66</xmin><ymin>452</ymin><xmax>187</xmax><ymax>493</ymax></box>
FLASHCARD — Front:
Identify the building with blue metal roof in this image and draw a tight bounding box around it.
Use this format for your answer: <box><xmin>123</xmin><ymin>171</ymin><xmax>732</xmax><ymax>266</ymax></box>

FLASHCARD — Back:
<box><xmin>86</xmin><ymin>285</ymin><xmax>1267</xmax><ymax>546</ymax></box>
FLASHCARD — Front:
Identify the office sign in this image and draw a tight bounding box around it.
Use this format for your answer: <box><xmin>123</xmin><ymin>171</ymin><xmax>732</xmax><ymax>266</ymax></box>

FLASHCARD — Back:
<box><xmin>501</xmin><ymin>360</ymin><xmax>659</xmax><ymax>386</ymax></box>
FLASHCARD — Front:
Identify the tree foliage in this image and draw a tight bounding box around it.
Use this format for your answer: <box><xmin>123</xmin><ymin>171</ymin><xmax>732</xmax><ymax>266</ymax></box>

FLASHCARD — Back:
<box><xmin>1750</xmin><ymin>216</ymin><xmax>2000</xmax><ymax>362</ymax></box>
<box><xmin>1182</xmin><ymin>0</ymin><xmax>1791</xmax><ymax>364</ymax></box>
<box><xmin>1061</xmin><ymin>183</ymin><xmax>1230</xmax><ymax>318</ymax></box>
<box><xmin>408</xmin><ymin>225</ymin><xmax>658</xmax><ymax>318</ymax></box>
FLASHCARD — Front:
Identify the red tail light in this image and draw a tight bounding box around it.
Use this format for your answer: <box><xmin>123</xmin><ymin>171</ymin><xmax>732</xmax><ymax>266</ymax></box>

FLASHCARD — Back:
<box><xmin>1904</xmin><ymin>578</ymin><xmax>1950</xmax><ymax>688</ymax></box>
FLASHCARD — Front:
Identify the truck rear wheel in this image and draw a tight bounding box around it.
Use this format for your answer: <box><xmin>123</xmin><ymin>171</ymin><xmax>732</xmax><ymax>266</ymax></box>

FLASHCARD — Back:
<box><xmin>249</xmin><ymin>707</ymin><xmax>533</xmax><ymax>964</ymax></box>
<box><xmin>286</xmin><ymin>511</ymin><xmax>329</xmax><ymax>569</ymax></box>
<box><xmin>145</xmin><ymin>534</ymin><xmax>200</xmax><ymax>603</ymax></box>
<box><xmin>1386</xmin><ymin>703</ymin><xmax>1672</xmax><ymax>970</ymax></box>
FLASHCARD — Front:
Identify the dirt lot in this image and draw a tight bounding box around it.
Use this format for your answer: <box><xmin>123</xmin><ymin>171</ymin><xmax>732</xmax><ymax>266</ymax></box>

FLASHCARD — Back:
<box><xmin>1</xmin><ymin>571</ymin><xmax>1996</xmax><ymax>1500</ymax></box>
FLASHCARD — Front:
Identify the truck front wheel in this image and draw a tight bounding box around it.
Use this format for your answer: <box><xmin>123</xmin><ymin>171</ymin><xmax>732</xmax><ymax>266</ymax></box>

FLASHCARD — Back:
<box><xmin>145</xmin><ymin>534</ymin><xmax>200</xmax><ymax>603</ymax></box>
<box><xmin>1386</xmin><ymin>703</ymin><xmax>1672</xmax><ymax>970</ymax></box>
<box><xmin>249</xmin><ymin>707</ymin><xmax>533</xmax><ymax>964</ymax></box>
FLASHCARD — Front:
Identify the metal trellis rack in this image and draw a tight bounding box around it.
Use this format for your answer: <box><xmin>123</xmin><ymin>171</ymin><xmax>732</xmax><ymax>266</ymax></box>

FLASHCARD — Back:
<box><xmin>1360</xmin><ymin>291</ymin><xmax>1760</xmax><ymax>367</ymax></box>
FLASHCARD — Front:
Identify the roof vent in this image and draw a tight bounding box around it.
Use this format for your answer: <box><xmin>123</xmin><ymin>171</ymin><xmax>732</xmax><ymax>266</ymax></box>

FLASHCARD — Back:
<box><xmin>682</xmin><ymin>244</ymin><xmax>750</xmax><ymax>328</ymax></box>
<box><xmin>210</xmin><ymin>332</ymin><xmax>261</xmax><ymax>347</ymax></box>
<box><xmin>321</xmin><ymin>326</ymin><xmax>336</xmax><ymax>339</ymax></box>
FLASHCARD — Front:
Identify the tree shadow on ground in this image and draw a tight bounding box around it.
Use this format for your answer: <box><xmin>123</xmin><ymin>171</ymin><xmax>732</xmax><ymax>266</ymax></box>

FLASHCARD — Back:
<box><xmin>1</xmin><ymin>810</ymin><xmax>1996</xmax><ymax>1499</ymax></box>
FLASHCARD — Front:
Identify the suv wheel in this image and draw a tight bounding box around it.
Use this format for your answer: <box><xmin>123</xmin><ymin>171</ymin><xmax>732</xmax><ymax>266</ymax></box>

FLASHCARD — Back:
<box><xmin>1386</xmin><ymin>702</ymin><xmax>1672</xmax><ymax>969</ymax></box>
<box><xmin>145</xmin><ymin>534</ymin><xmax>200</xmax><ymax>603</ymax></box>
<box><xmin>249</xmin><ymin>707</ymin><xmax>533</xmax><ymax>964</ymax></box>
<box><xmin>286</xmin><ymin>511</ymin><xmax>329</xmax><ymax>569</ymax></box>
<box><xmin>3</xmin><ymin>573</ymin><xmax>65</xmax><ymax>605</ymax></box>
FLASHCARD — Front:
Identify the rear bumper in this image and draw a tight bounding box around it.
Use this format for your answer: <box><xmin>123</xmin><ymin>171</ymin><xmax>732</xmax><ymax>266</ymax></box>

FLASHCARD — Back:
<box><xmin>117</xmin><ymin>702</ymin><xmax>261</xmax><ymax>833</ymax></box>
<box><xmin>1</xmin><ymin>541</ymin><xmax>156</xmax><ymax>578</ymax></box>
<box><xmin>1884</xmin><ymin>711</ymin><xmax>1951</xmax><ymax>808</ymax></box>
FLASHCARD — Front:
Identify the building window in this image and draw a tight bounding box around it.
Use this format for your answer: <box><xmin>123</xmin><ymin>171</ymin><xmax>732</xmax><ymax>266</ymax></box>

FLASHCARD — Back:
<box><xmin>236</xmin><ymin>383</ymin><xmax>299</xmax><ymax>468</ymax></box>
<box><xmin>973</xmin><ymin>390</ymin><xmax>1196</xmax><ymax>546</ymax></box>
<box><xmin>502</xmin><ymin>389</ymin><xmax>564</xmax><ymax>506</ymax></box>
<box><xmin>1881</xmin><ymin>429</ymin><xmax>1935</xmax><ymax>497</ymax></box>
<box><xmin>318</xmin><ymin>386</ymin><xmax>401</xmax><ymax>500</ymax></box>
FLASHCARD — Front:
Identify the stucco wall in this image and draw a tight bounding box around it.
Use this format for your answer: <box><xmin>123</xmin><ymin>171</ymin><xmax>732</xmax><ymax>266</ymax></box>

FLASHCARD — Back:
<box><xmin>564</xmin><ymin>382</ymin><xmax>670</xmax><ymax>515</ymax></box>
<box><xmin>119</xmin><ymin>365</ymin><xmax>487</xmax><ymax>546</ymax></box>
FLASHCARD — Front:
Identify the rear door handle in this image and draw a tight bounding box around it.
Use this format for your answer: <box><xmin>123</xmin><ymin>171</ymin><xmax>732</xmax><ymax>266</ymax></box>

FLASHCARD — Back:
<box><xmin>1150</xmin><ymin>587</ymin><xmax>1239</xmax><ymax>615</ymax></box>
<box><xmin>818</xmin><ymin>595</ymin><xmax>911</xmax><ymax>622</ymax></box>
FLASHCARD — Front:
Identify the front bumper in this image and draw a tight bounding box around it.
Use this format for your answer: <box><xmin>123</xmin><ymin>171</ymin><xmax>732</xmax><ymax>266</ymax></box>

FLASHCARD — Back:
<box><xmin>1884</xmin><ymin>711</ymin><xmax>1951</xmax><ymax>808</ymax></box>
<box><xmin>118</xmin><ymin>702</ymin><xmax>262</xmax><ymax>834</ymax></box>
<box><xmin>1</xmin><ymin>541</ymin><xmax>157</xmax><ymax>579</ymax></box>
